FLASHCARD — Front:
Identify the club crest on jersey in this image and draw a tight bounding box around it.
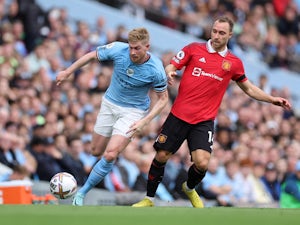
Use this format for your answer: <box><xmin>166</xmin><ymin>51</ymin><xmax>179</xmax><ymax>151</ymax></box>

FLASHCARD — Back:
<box><xmin>126</xmin><ymin>68</ymin><xmax>134</xmax><ymax>76</ymax></box>
<box><xmin>156</xmin><ymin>134</ymin><xmax>167</xmax><ymax>144</ymax></box>
<box><xmin>222</xmin><ymin>60</ymin><xmax>231</xmax><ymax>71</ymax></box>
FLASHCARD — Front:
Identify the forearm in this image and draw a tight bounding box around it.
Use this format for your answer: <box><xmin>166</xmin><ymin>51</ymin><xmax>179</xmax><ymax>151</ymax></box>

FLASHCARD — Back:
<box><xmin>143</xmin><ymin>90</ymin><xmax>168</xmax><ymax>125</ymax></box>
<box><xmin>246</xmin><ymin>85</ymin><xmax>274</xmax><ymax>103</ymax></box>
<box><xmin>165</xmin><ymin>64</ymin><xmax>177</xmax><ymax>74</ymax></box>
<box><xmin>238</xmin><ymin>80</ymin><xmax>274</xmax><ymax>103</ymax></box>
<box><xmin>65</xmin><ymin>51</ymin><xmax>97</xmax><ymax>76</ymax></box>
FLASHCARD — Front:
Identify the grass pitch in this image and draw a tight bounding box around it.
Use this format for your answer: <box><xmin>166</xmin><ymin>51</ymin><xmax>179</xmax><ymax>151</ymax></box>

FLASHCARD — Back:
<box><xmin>0</xmin><ymin>205</ymin><xmax>298</xmax><ymax>225</ymax></box>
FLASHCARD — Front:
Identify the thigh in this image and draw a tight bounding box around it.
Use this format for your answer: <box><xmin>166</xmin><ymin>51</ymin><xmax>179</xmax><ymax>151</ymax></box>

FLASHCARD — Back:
<box><xmin>113</xmin><ymin>106</ymin><xmax>147</xmax><ymax>138</ymax></box>
<box><xmin>187</xmin><ymin>120</ymin><xmax>214</xmax><ymax>153</ymax></box>
<box><xmin>153</xmin><ymin>113</ymin><xmax>190</xmax><ymax>154</ymax></box>
<box><xmin>94</xmin><ymin>99</ymin><xmax>115</xmax><ymax>137</ymax></box>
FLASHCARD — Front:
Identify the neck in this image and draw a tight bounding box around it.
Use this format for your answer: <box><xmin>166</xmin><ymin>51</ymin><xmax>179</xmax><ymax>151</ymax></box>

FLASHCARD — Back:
<box><xmin>142</xmin><ymin>53</ymin><xmax>150</xmax><ymax>64</ymax></box>
<box><xmin>213</xmin><ymin>45</ymin><xmax>226</xmax><ymax>53</ymax></box>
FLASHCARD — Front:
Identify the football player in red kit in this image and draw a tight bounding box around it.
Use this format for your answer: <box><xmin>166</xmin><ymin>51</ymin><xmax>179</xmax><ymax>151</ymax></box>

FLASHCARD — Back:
<box><xmin>133</xmin><ymin>16</ymin><xmax>292</xmax><ymax>208</ymax></box>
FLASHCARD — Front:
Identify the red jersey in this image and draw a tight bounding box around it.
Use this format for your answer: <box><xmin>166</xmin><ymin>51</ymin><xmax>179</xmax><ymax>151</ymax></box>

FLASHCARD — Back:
<box><xmin>170</xmin><ymin>40</ymin><xmax>247</xmax><ymax>124</ymax></box>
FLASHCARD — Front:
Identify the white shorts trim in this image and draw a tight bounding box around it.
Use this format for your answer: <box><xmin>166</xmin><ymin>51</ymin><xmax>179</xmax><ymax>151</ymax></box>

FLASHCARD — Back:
<box><xmin>94</xmin><ymin>98</ymin><xmax>147</xmax><ymax>138</ymax></box>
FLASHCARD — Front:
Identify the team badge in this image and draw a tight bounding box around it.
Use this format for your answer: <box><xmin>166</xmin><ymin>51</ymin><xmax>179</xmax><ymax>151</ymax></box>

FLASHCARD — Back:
<box><xmin>222</xmin><ymin>60</ymin><xmax>231</xmax><ymax>71</ymax></box>
<box><xmin>156</xmin><ymin>134</ymin><xmax>167</xmax><ymax>143</ymax></box>
<box><xmin>126</xmin><ymin>68</ymin><xmax>134</xmax><ymax>76</ymax></box>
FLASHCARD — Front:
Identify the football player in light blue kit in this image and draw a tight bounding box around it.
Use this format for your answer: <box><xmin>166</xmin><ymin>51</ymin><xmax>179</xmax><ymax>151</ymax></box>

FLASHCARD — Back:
<box><xmin>56</xmin><ymin>28</ymin><xmax>168</xmax><ymax>205</ymax></box>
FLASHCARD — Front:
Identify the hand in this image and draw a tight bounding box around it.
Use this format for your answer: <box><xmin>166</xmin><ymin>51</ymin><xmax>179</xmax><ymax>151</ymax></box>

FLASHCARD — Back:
<box><xmin>272</xmin><ymin>97</ymin><xmax>292</xmax><ymax>110</ymax></box>
<box><xmin>126</xmin><ymin>121</ymin><xmax>145</xmax><ymax>139</ymax></box>
<box><xmin>56</xmin><ymin>71</ymin><xmax>69</xmax><ymax>86</ymax></box>
<box><xmin>167</xmin><ymin>71</ymin><xmax>177</xmax><ymax>85</ymax></box>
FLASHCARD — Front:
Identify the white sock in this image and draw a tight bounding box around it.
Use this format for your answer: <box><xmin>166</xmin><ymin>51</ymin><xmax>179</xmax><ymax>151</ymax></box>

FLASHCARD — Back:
<box><xmin>145</xmin><ymin>196</ymin><xmax>154</xmax><ymax>202</ymax></box>
<box><xmin>185</xmin><ymin>182</ymin><xmax>193</xmax><ymax>192</ymax></box>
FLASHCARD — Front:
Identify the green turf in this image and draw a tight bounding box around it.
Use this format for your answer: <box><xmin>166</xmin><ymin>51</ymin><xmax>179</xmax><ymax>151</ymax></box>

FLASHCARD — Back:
<box><xmin>0</xmin><ymin>205</ymin><xmax>299</xmax><ymax>225</ymax></box>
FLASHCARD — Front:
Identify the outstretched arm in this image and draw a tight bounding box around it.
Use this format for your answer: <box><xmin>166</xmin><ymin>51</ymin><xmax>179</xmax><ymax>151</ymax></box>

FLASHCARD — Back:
<box><xmin>56</xmin><ymin>50</ymin><xmax>97</xmax><ymax>86</ymax></box>
<box><xmin>237</xmin><ymin>80</ymin><xmax>292</xmax><ymax>110</ymax></box>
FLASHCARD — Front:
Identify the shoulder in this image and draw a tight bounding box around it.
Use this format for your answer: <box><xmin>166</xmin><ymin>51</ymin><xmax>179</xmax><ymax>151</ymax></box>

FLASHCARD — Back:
<box><xmin>149</xmin><ymin>53</ymin><xmax>163</xmax><ymax>66</ymax></box>
<box><xmin>189</xmin><ymin>42</ymin><xmax>206</xmax><ymax>47</ymax></box>
<box><xmin>177</xmin><ymin>42</ymin><xmax>206</xmax><ymax>58</ymax></box>
<box><xmin>148</xmin><ymin>56</ymin><xmax>165</xmax><ymax>78</ymax></box>
<box><xmin>114</xmin><ymin>41</ymin><xmax>129</xmax><ymax>49</ymax></box>
<box><xmin>226</xmin><ymin>50</ymin><xmax>243</xmax><ymax>63</ymax></box>
<box><xmin>184</xmin><ymin>42</ymin><xmax>206</xmax><ymax>50</ymax></box>
<box><xmin>97</xmin><ymin>41</ymin><xmax>128</xmax><ymax>51</ymax></box>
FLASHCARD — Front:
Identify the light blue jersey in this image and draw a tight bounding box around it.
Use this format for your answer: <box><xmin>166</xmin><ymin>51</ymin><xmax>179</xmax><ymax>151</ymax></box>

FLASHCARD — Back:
<box><xmin>96</xmin><ymin>42</ymin><xmax>167</xmax><ymax>111</ymax></box>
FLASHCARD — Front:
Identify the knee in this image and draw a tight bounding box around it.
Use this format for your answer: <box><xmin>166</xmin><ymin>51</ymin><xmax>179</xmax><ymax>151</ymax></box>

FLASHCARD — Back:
<box><xmin>193</xmin><ymin>158</ymin><xmax>209</xmax><ymax>171</ymax></box>
<box><xmin>91</xmin><ymin>146</ymin><xmax>104</xmax><ymax>157</ymax></box>
<box><xmin>155</xmin><ymin>150</ymin><xmax>172</xmax><ymax>163</ymax></box>
<box><xmin>192</xmin><ymin>150</ymin><xmax>211</xmax><ymax>171</ymax></box>
<box><xmin>103</xmin><ymin>150</ymin><xmax>118</xmax><ymax>162</ymax></box>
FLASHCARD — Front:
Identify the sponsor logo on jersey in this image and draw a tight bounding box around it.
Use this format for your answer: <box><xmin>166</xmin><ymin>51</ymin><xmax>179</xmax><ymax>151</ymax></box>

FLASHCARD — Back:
<box><xmin>192</xmin><ymin>67</ymin><xmax>223</xmax><ymax>81</ymax></box>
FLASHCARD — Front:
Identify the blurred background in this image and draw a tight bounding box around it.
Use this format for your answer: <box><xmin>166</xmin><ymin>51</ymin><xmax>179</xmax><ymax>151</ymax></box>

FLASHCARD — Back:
<box><xmin>1</xmin><ymin>0</ymin><xmax>300</xmax><ymax>208</ymax></box>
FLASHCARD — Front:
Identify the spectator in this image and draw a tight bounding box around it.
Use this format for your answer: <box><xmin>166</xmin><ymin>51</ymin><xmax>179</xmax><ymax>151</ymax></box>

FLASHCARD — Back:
<box><xmin>277</xmin><ymin>5</ymin><xmax>299</xmax><ymax>35</ymax></box>
<box><xmin>104</xmin><ymin>158</ymin><xmax>131</xmax><ymax>192</ymax></box>
<box><xmin>65</xmin><ymin>136</ymin><xmax>88</xmax><ymax>186</ymax></box>
<box><xmin>17</xmin><ymin>0</ymin><xmax>47</xmax><ymax>52</ymax></box>
<box><xmin>198</xmin><ymin>156</ymin><xmax>227</xmax><ymax>201</ymax></box>
<box><xmin>280</xmin><ymin>160</ymin><xmax>300</xmax><ymax>208</ymax></box>
<box><xmin>29</xmin><ymin>136</ymin><xmax>76</xmax><ymax>182</ymax></box>
<box><xmin>235</xmin><ymin>158</ymin><xmax>256</xmax><ymax>205</ymax></box>
<box><xmin>117</xmin><ymin>141</ymin><xmax>141</xmax><ymax>189</ymax></box>
<box><xmin>261</xmin><ymin>162</ymin><xmax>281</xmax><ymax>202</ymax></box>
<box><xmin>217</xmin><ymin>159</ymin><xmax>243</xmax><ymax>206</ymax></box>
<box><xmin>79</xmin><ymin>134</ymin><xmax>97</xmax><ymax>174</ymax></box>
<box><xmin>258</xmin><ymin>74</ymin><xmax>272</xmax><ymax>94</ymax></box>
<box><xmin>0</xmin><ymin>162</ymin><xmax>27</xmax><ymax>182</ymax></box>
<box><xmin>161</xmin><ymin>151</ymin><xmax>189</xmax><ymax>200</ymax></box>
<box><xmin>0</xmin><ymin>131</ymin><xmax>34</xmax><ymax>180</ymax></box>
<box><xmin>248</xmin><ymin>161</ymin><xmax>278</xmax><ymax>205</ymax></box>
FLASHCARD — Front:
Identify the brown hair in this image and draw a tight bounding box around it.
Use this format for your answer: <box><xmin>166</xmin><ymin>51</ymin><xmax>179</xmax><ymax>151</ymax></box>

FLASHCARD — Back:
<box><xmin>216</xmin><ymin>16</ymin><xmax>234</xmax><ymax>32</ymax></box>
<box><xmin>128</xmin><ymin>27</ymin><xmax>150</xmax><ymax>44</ymax></box>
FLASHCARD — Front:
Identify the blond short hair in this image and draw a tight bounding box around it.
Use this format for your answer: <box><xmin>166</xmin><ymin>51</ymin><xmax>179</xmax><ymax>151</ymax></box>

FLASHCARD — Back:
<box><xmin>128</xmin><ymin>28</ymin><xmax>149</xmax><ymax>44</ymax></box>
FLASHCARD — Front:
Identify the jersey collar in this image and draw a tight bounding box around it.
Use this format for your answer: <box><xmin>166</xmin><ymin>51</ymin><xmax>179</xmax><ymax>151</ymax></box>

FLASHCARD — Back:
<box><xmin>207</xmin><ymin>39</ymin><xmax>228</xmax><ymax>57</ymax></box>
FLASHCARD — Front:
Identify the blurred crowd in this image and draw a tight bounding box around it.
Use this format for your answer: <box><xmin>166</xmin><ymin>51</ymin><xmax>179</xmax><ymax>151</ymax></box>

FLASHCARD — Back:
<box><xmin>0</xmin><ymin>0</ymin><xmax>300</xmax><ymax>207</ymax></box>
<box><xmin>100</xmin><ymin>0</ymin><xmax>300</xmax><ymax>73</ymax></box>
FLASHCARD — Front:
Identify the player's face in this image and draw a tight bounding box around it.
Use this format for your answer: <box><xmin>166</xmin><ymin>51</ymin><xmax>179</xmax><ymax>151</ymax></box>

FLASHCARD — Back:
<box><xmin>210</xmin><ymin>21</ymin><xmax>232</xmax><ymax>52</ymax></box>
<box><xmin>129</xmin><ymin>41</ymin><xmax>150</xmax><ymax>64</ymax></box>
